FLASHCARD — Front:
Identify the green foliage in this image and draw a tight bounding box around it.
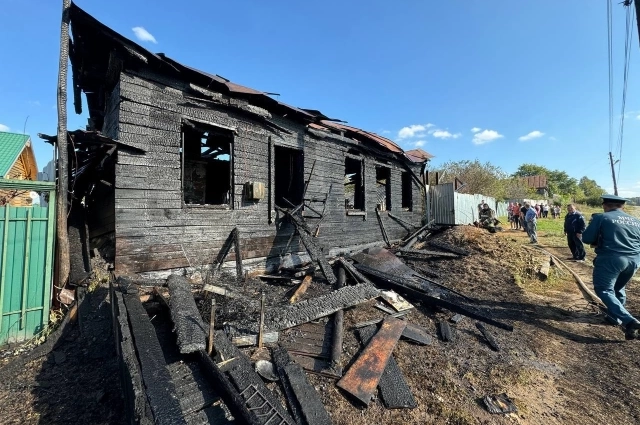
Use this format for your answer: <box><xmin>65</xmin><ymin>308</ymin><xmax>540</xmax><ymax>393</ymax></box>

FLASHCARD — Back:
<box><xmin>433</xmin><ymin>159</ymin><xmax>507</xmax><ymax>199</ymax></box>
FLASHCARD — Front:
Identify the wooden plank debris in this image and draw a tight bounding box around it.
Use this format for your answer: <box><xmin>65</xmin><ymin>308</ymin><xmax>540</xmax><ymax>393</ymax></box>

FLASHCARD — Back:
<box><xmin>401</xmin><ymin>323</ymin><xmax>433</xmax><ymax>345</ymax></box>
<box><xmin>354</xmin><ymin>263</ymin><xmax>514</xmax><ymax>331</ymax></box>
<box><xmin>402</xmin><ymin>223</ymin><xmax>431</xmax><ymax>246</ymax></box>
<box><xmin>379</xmin><ymin>290</ymin><xmax>414</xmax><ymax>312</ymax></box>
<box><xmin>289</xmin><ymin>354</ymin><xmax>342</xmax><ymax>379</ymax></box>
<box><xmin>428</xmin><ymin>240</ymin><xmax>470</xmax><ymax>256</ymax></box>
<box><xmin>203</xmin><ymin>284</ymin><xmax>240</xmax><ymax>299</ymax></box>
<box><xmin>438</xmin><ymin>321</ymin><xmax>452</xmax><ymax>342</ymax></box>
<box><xmin>196</xmin><ymin>350</ymin><xmax>263</xmax><ymax>425</ymax></box>
<box><xmin>272</xmin><ymin>346</ymin><xmax>333</xmax><ymax>425</ymax></box>
<box><xmin>276</xmin><ymin>206</ymin><xmax>337</xmax><ymax>284</ymax></box>
<box><xmin>375</xmin><ymin>209</ymin><xmax>391</xmax><ymax>247</ymax></box>
<box><xmin>234</xmin><ymin>227</ymin><xmax>243</xmax><ymax>278</ymax></box>
<box><xmin>450</xmin><ymin>314</ymin><xmax>464</xmax><ymax>324</ymax></box>
<box><xmin>337</xmin><ymin>316</ymin><xmax>407</xmax><ymax>406</ymax></box>
<box><xmin>330</xmin><ymin>267</ymin><xmax>346</xmax><ymax>375</ymax></box>
<box><xmin>166</xmin><ymin>275</ymin><xmax>207</xmax><ymax>354</ymax></box>
<box><xmin>538</xmin><ymin>256</ymin><xmax>551</xmax><ymax>280</ymax></box>
<box><xmin>387</xmin><ymin>212</ymin><xmax>414</xmax><ymax>232</ymax></box>
<box><xmin>265</xmin><ymin>283</ymin><xmax>380</xmax><ymax>332</ymax></box>
<box><xmin>121</xmin><ymin>287</ymin><xmax>187</xmax><ymax>425</ymax></box>
<box><xmin>357</xmin><ymin>325</ymin><xmax>417</xmax><ymax>409</ymax></box>
<box><xmin>352</xmin><ymin>312</ymin><xmax>410</xmax><ymax>329</ymax></box>
<box><xmin>213</xmin><ymin>330</ymin><xmax>296</xmax><ymax>425</ymax></box>
<box><xmin>475</xmin><ymin>322</ymin><xmax>500</xmax><ymax>351</ymax></box>
<box><xmin>375</xmin><ymin>303</ymin><xmax>397</xmax><ymax>315</ymax></box>
<box><xmin>231</xmin><ymin>332</ymin><xmax>279</xmax><ymax>347</ymax></box>
<box><xmin>289</xmin><ymin>275</ymin><xmax>313</xmax><ymax>304</ymax></box>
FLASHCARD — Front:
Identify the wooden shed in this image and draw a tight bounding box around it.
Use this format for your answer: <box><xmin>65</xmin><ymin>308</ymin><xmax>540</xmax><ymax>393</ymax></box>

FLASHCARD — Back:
<box><xmin>65</xmin><ymin>4</ymin><xmax>432</xmax><ymax>277</ymax></box>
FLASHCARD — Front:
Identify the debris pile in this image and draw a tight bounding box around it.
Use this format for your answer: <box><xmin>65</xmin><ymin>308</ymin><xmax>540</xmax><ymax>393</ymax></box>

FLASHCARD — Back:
<box><xmin>109</xmin><ymin>205</ymin><xmax>534</xmax><ymax>424</ymax></box>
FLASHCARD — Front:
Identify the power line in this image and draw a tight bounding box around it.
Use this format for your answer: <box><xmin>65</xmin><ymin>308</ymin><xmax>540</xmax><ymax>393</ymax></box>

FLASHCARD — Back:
<box><xmin>608</xmin><ymin>0</ymin><xmax>614</xmax><ymax>153</ymax></box>
<box><xmin>616</xmin><ymin>2</ymin><xmax>635</xmax><ymax>181</ymax></box>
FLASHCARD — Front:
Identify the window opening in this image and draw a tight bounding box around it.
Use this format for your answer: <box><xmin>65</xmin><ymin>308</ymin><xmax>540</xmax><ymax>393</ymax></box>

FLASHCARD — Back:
<box><xmin>344</xmin><ymin>156</ymin><xmax>365</xmax><ymax>210</ymax></box>
<box><xmin>401</xmin><ymin>171</ymin><xmax>413</xmax><ymax>211</ymax></box>
<box><xmin>274</xmin><ymin>146</ymin><xmax>304</xmax><ymax>208</ymax></box>
<box><xmin>182</xmin><ymin>123</ymin><xmax>233</xmax><ymax>206</ymax></box>
<box><xmin>375</xmin><ymin>166</ymin><xmax>391</xmax><ymax>211</ymax></box>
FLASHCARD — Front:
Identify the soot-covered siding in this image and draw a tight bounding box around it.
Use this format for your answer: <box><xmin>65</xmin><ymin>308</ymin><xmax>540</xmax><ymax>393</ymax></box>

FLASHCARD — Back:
<box><xmin>112</xmin><ymin>71</ymin><xmax>424</xmax><ymax>275</ymax></box>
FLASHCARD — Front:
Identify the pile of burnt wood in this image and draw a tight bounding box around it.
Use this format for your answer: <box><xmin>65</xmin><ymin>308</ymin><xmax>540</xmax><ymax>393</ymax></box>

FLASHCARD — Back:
<box><xmin>112</xmin><ymin>201</ymin><xmax>516</xmax><ymax>424</ymax></box>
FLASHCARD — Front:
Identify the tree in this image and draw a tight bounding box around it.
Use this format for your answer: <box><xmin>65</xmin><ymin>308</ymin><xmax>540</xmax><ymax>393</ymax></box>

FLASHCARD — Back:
<box><xmin>512</xmin><ymin>164</ymin><xmax>578</xmax><ymax>198</ymax></box>
<box><xmin>578</xmin><ymin>176</ymin><xmax>606</xmax><ymax>198</ymax></box>
<box><xmin>502</xmin><ymin>177</ymin><xmax>537</xmax><ymax>200</ymax></box>
<box><xmin>432</xmin><ymin>159</ymin><xmax>507</xmax><ymax>199</ymax></box>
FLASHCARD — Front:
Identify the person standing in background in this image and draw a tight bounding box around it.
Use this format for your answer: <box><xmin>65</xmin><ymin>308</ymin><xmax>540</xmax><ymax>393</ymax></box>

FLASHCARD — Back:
<box><xmin>564</xmin><ymin>204</ymin><xmax>586</xmax><ymax>261</ymax></box>
<box><xmin>525</xmin><ymin>202</ymin><xmax>538</xmax><ymax>243</ymax></box>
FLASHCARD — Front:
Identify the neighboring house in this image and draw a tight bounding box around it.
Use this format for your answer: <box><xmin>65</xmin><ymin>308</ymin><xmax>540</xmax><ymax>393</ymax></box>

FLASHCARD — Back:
<box><xmin>63</xmin><ymin>4</ymin><xmax>433</xmax><ymax>277</ymax></box>
<box><xmin>0</xmin><ymin>132</ymin><xmax>38</xmax><ymax>206</ymax></box>
<box><xmin>522</xmin><ymin>175</ymin><xmax>548</xmax><ymax>197</ymax></box>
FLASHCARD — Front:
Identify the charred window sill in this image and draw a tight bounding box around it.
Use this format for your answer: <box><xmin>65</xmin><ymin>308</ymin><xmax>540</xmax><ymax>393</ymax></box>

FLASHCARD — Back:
<box><xmin>346</xmin><ymin>210</ymin><xmax>367</xmax><ymax>217</ymax></box>
<box><xmin>183</xmin><ymin>204</ymin><xmax>231</xmax><ymax>210</ymax></box>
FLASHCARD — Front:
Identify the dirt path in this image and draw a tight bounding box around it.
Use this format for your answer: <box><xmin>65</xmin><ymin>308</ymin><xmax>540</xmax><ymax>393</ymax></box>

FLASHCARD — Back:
<box><xmin>496</xmin><ymin>228</ymin><xmax>640</xmax><ymax>425</ymax></box>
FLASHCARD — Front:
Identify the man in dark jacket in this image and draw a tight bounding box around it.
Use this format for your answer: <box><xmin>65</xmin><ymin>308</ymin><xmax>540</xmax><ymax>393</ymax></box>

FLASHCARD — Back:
<box><xmin>564</xmin><ymin>204</ymin><xmax>587</xmax><ymax>261</ymax></box>
<box><xmin>582</xmin><ymin>195</ymin><xmax>640</xmax><ymax>340</ymax></box>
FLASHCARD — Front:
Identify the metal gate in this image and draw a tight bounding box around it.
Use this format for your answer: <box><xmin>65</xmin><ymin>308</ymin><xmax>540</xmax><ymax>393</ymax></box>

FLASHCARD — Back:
<box><xmin>0</xmin><ymin>179</ymin><xmax>56</xmax><ymax>345</ymax></box>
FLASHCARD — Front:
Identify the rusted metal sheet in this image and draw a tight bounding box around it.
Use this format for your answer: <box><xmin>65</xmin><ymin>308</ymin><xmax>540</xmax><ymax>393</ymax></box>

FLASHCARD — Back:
<box><xmin>336</xmin><ymin>316</ymin><xmax>406</xmax><ymax>406</ymax></box>
<box><xmin>404</xmin><ymin>149</ymin><xmax>434</xmax><ymax>163</ymax></box>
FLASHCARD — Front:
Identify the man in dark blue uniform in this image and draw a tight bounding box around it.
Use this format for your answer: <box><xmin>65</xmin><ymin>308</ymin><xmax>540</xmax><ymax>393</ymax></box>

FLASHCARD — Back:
<box><xmin>582</xmin><ymin>195</ymin><xmax>640</xmax><ymax>340</ymax></box>
<box><xmin>563</xmin><ymin>204</ymin><xmax>586</xmax><ymax>261</ymax></box>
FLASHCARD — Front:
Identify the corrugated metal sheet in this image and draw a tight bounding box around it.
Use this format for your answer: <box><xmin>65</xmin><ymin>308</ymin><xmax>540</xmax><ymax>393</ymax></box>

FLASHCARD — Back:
<box><xmin>429</xmin><ymin>183</ymin><xmax>456</xmax><ymax>225</ymax></box>
<box><xmin>428</xmin><ymin>184</ymin><xmax>509</xmax><ymax>225</ymax></box>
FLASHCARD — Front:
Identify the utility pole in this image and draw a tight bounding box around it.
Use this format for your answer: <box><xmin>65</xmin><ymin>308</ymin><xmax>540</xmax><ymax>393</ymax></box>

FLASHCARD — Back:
<box><xmin>632</xmin><ymin>0</ymin><xmax>640</xmax><ymax>47</ymax></box>
<box><xmin>56</xmin><ymin>0</ymin><xmax>71</xmax><ymax>290</ymax></box>
<box><xmin>609</xmin><ymin>151</ymin><xmax>619</xmax><ymax>196</ymax></box>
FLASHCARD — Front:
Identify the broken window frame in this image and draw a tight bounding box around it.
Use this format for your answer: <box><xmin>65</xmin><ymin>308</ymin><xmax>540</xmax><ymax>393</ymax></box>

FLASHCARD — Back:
<box><xmin>180</xmin><ymin>119</ymin><xmax>235</xmax><ymax>209</ymax></box>
<box><xmin>375</xmin><ymin>165</ymin><xmax>392</xmax><ymax>212</ymax></box>
<box><xmin>401</xmin><ymin>171</ymin><xmax>413</xmax><ymax>211</ymax></box>
<box><xmin>344</xmin><ymin>153</ymin><xmax>365</xmax><ymax>214</ymax></box>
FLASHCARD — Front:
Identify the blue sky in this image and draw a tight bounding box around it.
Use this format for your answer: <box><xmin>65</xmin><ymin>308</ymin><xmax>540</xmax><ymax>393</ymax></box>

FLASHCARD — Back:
<box><xmin>1</xmin><ymin>0</ymin><xmax>640</xmax><ymax>196</ymax></box>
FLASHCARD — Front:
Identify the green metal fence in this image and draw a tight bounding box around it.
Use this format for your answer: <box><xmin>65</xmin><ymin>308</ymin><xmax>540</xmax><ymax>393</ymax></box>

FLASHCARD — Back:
<box><xmin>0</xmin><ymin>179</ymin><xmax>56</xmax><ymax>345</ymax></box>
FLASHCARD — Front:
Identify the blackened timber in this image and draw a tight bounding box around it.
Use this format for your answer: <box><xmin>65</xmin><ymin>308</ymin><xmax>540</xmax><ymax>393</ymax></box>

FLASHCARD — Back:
<box><xmin>337</xmin><ymin>317</ymin><xmax>406</xmax><ymax>406</ymax></box>
<box><xmin>196</xmin><ymin>350</ymin><xmax>263</xmax><ymax>425</ymax></box>
<box><xmin>337</xmin><ymin>258</ymin><xmax>375</xmax><ymax>286</ymax></box>
<box><xmin>438</xmin><ymin>321</ymin><xmax>452</xmax><ymax>342</ymax></box>
<box><xmin>213</xmin><ymin>331</ymin><xmax>296</xmax><ymax>425</ymax></box>
<box><xmin>277</xmin><ymin>206</ymin><xmax>336</xmax><ymax>284</ymax></box>
<box><xmin>387</xmin><ymin>212</ymin><xmax>414</xmax><ymax>232</ymax></box>
<box><xmin>272</xmin><ymin>346</ymin><xmax>332</xmax><ymax>425</ymax></box>
<box><xmin>401</xmin><ymin>223</ymin><xmax>431</xmax><ymax>245</ymax></box>
<box><xmin>401</xmin><ymin>323</ymin><xmax>433</xmax><ymax>345</ymax></box>
<box><xmin>121</xmin><ymin>286</ymin><xmax>186</xmax><ymax>425</ymax></box>
<box><xmin>330</xmin><ymin>267</ymin><xmax>346</xmax><ymax>375</ymax></box>
<box><xmin>356</xmin><ymin>325</ymin><xmax>417</xmax><ymax>409</ymax></box>
<box><xmin>233</xmin><ymin>227</ymin><xmax>243</xmax><ymax>278</ymax></box>
<box><xmin>166</xmin><ymin>275</ymin><xmax>207</xmax><ymax>353</ymax></box>
<box><xmin>375</xmin><ymin>209</ymin><xmax>391</xmax><ymax>247</ymax></box>
<box><xmin>214</xmin><ymin>230</ymin><xmax>236</xmax><ymax>271</ymax></box>
<box><xmin>265</xmin><ymin>283</ymin><xmax>379</xmax><ymax>332</ymax></box>
<box><xmin>475</xmin><ymin>322</ymin><xmax>500</xmax><ymax>351</ymax></box>
<box><xmin>428</xmin><ymin>240</ymin><xmax>471</xmax><ymax>256</ymax></box>
<box><xmin>354</xmin><ymin>263</ymin><xmax>514</xmax><ymax>331</ymax></box>
<box><xmin>397</xmin><ymin>248</ymin><xmax>459</xmax><ymax>259</ymax></box>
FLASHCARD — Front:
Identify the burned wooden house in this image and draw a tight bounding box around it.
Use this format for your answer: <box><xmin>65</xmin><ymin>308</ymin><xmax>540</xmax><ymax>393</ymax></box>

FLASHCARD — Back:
<box><xmin>66</xmin><ymin>4</ymin><xmax>432</xmax><ymax>277</ymax></box>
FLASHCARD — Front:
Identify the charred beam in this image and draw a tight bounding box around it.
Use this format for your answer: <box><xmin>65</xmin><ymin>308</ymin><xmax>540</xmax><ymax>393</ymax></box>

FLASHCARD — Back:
<box><xmin>166</xmin><ymin>275</ymin><xmax>207</xmax><ymax>353</ymax></box>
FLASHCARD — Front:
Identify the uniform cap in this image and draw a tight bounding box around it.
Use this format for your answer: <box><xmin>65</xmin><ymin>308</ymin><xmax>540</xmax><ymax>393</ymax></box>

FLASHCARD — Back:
<box><xmin>601</xmin><ymin>194</ymin><xmax>628</xmax><ymax>204</ymax></box>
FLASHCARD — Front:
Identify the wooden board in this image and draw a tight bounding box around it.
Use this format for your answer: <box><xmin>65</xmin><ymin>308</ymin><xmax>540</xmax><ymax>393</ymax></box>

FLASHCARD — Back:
<box><xmin>336</xmin><ymin>316</ymin><xmax>406</xmax><ymax>406</ymax></box>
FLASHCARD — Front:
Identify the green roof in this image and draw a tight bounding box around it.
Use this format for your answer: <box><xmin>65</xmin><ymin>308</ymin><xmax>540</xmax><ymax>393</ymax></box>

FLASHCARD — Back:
<box><xmin>0</xmin><ymin>132</ymin><xmax>31</xmax><ymax>177</ymax></box>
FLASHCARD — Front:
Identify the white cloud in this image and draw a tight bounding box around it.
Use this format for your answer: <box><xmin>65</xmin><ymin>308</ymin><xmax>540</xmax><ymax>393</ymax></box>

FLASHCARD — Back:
<box><xmin>0</xmin><ymin>124</ymin><xmax>10</xmax><ymax>132</ymax></box>
<box><xmin>471</xmin><ymin>127</ymin><xmax>481</xmax><ymax>133</ymax></box>
<box><xmin>414</xmin><ymin>140</ymin><xmax>426</xmax><ymax>147</ymax></box>
<box><xmin>472</xmin><ymin>129</ymin><xmax>504</xmax><ymax>145</ymax></box>
<box><xmin>518</xmin><ymin>130</ymin><xmax>545</xmax><ymax>141</ymax></box>
<box><xmin>549</xmin><ymin>136</ymin><xmax>557</xmax><ymax>141</ymax></box>
<box><xmin>132</xmin><ymin>27</ymin><xmax>157</xmax><ymax>44</ymax></box>
<box><xmin>381</xmin><ymin>130</ymin><xmax>391</xmax><ymax>135</ymax></box>
<box><xmin>27</xmin><ymin>100</ymin><xmax>41</xmax><ymax>107</ymax></box>
<box><xmin>432</xmin><ymin>130</ymin><xmax>461</xmax><ymax>139</ymax></box>
<box><xmin>398</xmin><ymin>124</ymin><xmax>427</xmax><ymax>139</ymax></box>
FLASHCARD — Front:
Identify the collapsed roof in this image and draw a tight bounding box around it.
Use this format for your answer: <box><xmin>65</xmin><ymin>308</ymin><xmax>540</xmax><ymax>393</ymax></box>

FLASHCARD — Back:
<box><xmin>67</xmin><ymin>2</ymin><xmax>433</xmax><ymax>164</ymax></box>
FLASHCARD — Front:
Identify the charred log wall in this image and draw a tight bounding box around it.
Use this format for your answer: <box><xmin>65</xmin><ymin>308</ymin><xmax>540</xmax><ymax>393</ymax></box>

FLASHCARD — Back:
<box><xmin>112</xmin><ymin>71</ymin><xmax>424</xmax><ymax>274</ymax></box>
